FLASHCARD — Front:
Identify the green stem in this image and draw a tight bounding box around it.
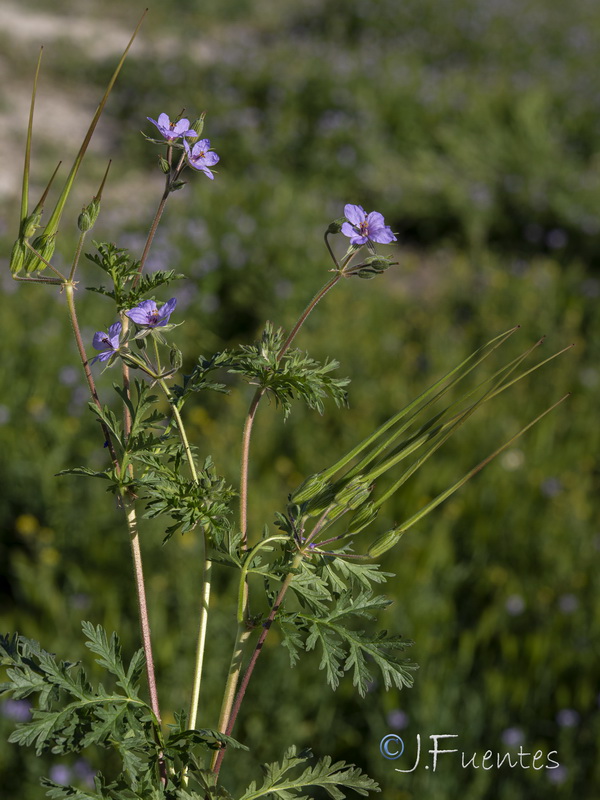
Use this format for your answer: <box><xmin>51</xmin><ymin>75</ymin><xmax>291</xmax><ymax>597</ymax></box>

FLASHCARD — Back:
<box><xmin>121</xmin><ymin>494</ymin><xmax>168</xmax><ymax>787</ymax></box>
<box><xmin>212</xmin><ymin>551</ymin><xmax>305</xmax><ymax>779</ymax></box>
<box><xmin>220</xmin><ymin>271</ymin><xmax>345</xmax><ymax>775</ymax></box>
<box><xmin>68</xmin><ymin>229</ymin><xmax>87</xmax><ymax>282</ymax></box>
<box><xmin>239</xmin><ymin>272</ymin><xmax>343</xmax><ymax>551</ymax></box>
<box><xmin>209</xmin><ymin>621</ymin><xmax>252</xmax><ymax>772</ymax></box>
<box><xmin>188</xmin><ymin>554</ymin><xmax>212</xmax><ymax>732</ymax></box>
<box><xmin>13</xmin><ymin>275</ymin><xmax>63</xmax><ymax>285</ymax></box>
<box><xmin>64</xmin><ymin>285</ymin><xmax>163</xmax><ymax>743</ymax></box>
<box><xmin>121</xmin><ymin>495</ymin><xmax>162</xmax><ymax>724</ymax></box>
<box><xmin>239</xmin><ymin>388</ymin><xmax>265</xmax><ymax>550</ymax></box>
<box><xmin>276</xmin><ymin>273</ymin><xmax>341</xmax><ymax>360</ymax></box>
<box><xmin>159</xmin><ymin>380</ymin><xmax>198</xmax><ymax>483</ymax></box>
<box><xmin>133</xmin><ymin>186</ymin><xmax>170</xmax><ymax>289</ymax></box>
<box><xmin>23</xmin><ymin>239</ymin><xmax>67</xmax><ymax>281</ymax></box>
<box><xmin>157</xmin><ymin>379</ymin><xmax>211</xmax><ymax>738</ymax></box>
<box><xmin>121</xmin><ymin>317</ymin><xmax>133</xmax><ymax>449</ymax></box>
<box><xmin>210</xmin><ymin>532</ymin><xmax>289</xmax><ymax>767</ymax></box>
<box><xmin>64</xmin><ymin>283</ymin><xmax>119</xmax><ymax>467</ymax></box>
<box><xmin>133</xmin><ymin>147</ymin><xmax>188</xmax><ymax>289</ymax></box>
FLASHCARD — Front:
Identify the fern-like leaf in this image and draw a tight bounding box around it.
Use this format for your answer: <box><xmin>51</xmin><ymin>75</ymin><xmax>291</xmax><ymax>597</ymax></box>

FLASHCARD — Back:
<box><xmin>238</xmin><ymin>746</ymin><xmax>379</xmax><ymax>799</ymax></box>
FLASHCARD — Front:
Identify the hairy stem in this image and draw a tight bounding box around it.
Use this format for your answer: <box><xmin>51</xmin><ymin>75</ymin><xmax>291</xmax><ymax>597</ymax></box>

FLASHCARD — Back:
<box><xmin>187</xmin><ymin>553</ymin><xmax>212</xmax><ymax>732</ymax></box>
<box><xmin>122</xmin><ymin>495</ymin><xmax>168</xmax><ymax>787</ymax></box>
<box><xmin>211</xmin><ymin>621</ymin><xmax>252</xmax><ymax>770</ymax></box>
<box><xmin>133</xmin><ymin>187</ymin><xmax>170</xmax><ymax>289</ymax></box>
<box><xmin>68</xmin><ymin>229</ymin><xmax>87</xmax><ymax>282</ymax></box>
<box><xmin>122</xmin><ymin>497</ymin><xmax>162</xmax><ymax>723</ymax></box>
<box><xmin>277</xmin><ymin>273</ymin><xmax>341</xmax><ymax>360</ymax></box>
<box><xmin>64</xmin><ymin>282</ymin><xmax>119</xmax><ymax>467</ymax></box>
<box><xmin>64</xmin><ymin>286</ymin><xmax>162</xmax><ymax>734</ymax></box>
<box><xmin>239</xmin><ymin>388</ymin><xmax>265</xmax><ymax>550</ymax></box>
<box><xmin>213</xmin><ymin>551</ymin><xmax>304</xmax><ymax>778</ymax></box>
<box><xmin>65</xmin><ymin>278</ymin><xmax>164</xmax><ymax>779</ymax></box>
<box><xmin>160</xmin><ymin>383</ymin><xmax>199</xmax><ymax>484</ymax></box>
<box><xmin>157</xmin><ymin>380</ymin><xmax>211</xmax><ymax>736</ymax></box>
<box><xmin>211</xmin><ymin>534</ymin><xmax>289</xmax><ymax>767</ymax></box>
<box><xmin>220</xmin><ymin>272</ymin><xmax>344</xmax><ymax>768</ymax></box>
<box><xmin>133</xmin><ymin>147</ymin><xmax>187</xmax><ymax>289</ymax></box>
<box><xmin>239</xmin><ymin>272</ymin><xmax>342</xmax><ymax>550</ymax></box>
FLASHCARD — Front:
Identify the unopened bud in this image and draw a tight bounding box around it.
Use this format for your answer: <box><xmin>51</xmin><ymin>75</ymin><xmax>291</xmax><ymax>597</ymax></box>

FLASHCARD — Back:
<box><xmin>326</xmin><ymin>217</ymin><xmax>346</xmax><ymax>235</ymax></box>
<box><xmin>333</xmin><ymin>476</ymin><xmax>372</xmax><ymax>510</ymax></box>
<box><xmin>78</xmin><ymin>198</ymin><xmax>100</xmax><ymax>232</ymax></box>
<box><xmin>368</xmin><ymin>526</ymin><xmax>405</xmax><ymax>558</ymax></box>
<box><xmin>169</xmin><ymin>345</ymin><xmax>183</xmax><ymax>371</ymax></box>
<box><xmin>354</xmin><ymin>256</ymin><xmax>395</xmax><ymax>280</ymax></box>
<box><xmin>290</xmin><ymin>473</ymin><xmax>328</xmax><ymax>504</ymax></box>
<box><xmin>158</xmin><ymin>155</ymin><xmax>170</xmax><ymax>174</ymax></box>
<box><xmin>347</xmin><ymin>502</ymin><xmax>379</xmax><ymax>535</ymax></box>
<box><xmin>304</xmin><ymin>481</ymin><xmax>339</xmax><ymax>517</ymax></box>
<box><xmin>187</xmin><ymin>113</ymin><xmax>206</xmax><ymax>142</ymax></box>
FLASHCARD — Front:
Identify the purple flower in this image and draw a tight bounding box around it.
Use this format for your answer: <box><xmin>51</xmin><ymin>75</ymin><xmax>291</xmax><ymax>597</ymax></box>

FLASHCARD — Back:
<box><xmin>184</xmin><ymin>139</ymin><xmax>219</xmax><ymax>179</ymax></box>
<box><xmin>1</xmin><ymin>699</ymin><xmax>32</xmax><ymax>722</ymax></box>
<box><xmin>341</xmin><ymin>204</ymin><xmax>397</xmax><ymax>246</ymax></box>
<box><xmin>556</xmin><ymin>708</ymin><xmax>580</xmax><ymax>728</ymax></box>
<box><xmin>74</xmin><ymin>758</ymin><xmax>96</xmax><ymax>788</ymax></box>
<box><xmin>147</xmin><ymin>113</ymin><xmax>196</xmax><ymax>141</ymax></box>
<box><xmin>125</xmin><ymin>298</ymin><xmax>177</xmax><ymax>327</ymax></box>
<box><xmin>49</xmin><ymin>764</ymin><xmax>72</xmax><ymax>785</ymax></box>
<box><xmin>387</xmin><ymin>709</ymin><xmax>409</xmax><ymax>730</ymax></box>
<box><xmin>501</xmin><ymin>727</ymin><xmax>524</xmax><ymax>747</ymax></box>
<box><xmin>91</xmin><ymin>322</ymin><xmax>122</xmax><ymax>364</ymax></box>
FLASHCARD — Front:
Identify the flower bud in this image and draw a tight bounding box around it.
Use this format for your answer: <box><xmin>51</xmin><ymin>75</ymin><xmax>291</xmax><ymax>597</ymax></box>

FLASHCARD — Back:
<box><xmin>326</xmin><ymin>217</ymin><xmax>346</xmax><ymax>235</ymax></box>
<box><xmin>368</xmin><ymin>526</ymin><xmax>405</xmax><ymax>558</ymax></box>
<box><xmin>303</xmin><ymin>482</ymin><xmax>339</xmax><ymax>517</ymax></box>
<box><xmin>186</xmin><ymin>113</ymin><xmax>206</xmax><ymax>143</ymax></box>
<box><xmin>290</xmin><ymin>473</ymin><xmax>328</xmax><ymax>504</ymax></box>
<box><xmin>347</xmin><ymin>502</ymin><xmax>379</xmax><ymax>535</ymax></box>
<box><xmin>333</xmin><ymin>476</ymin><xmax>372</xmax><ymax>510</ymax></box>
<box><xmin>158</xmin><ymin>155</ymin><xmax>171</xmax><ymax>174</ymax></box>
<box><xmin>78</xmin><ymin>198</ymin><xmax>100</xmax><ymax>232</ymax></box>
<box><xmin>354</xmin><ymin>256</ymin><xmax>395</xmax><ymax>280</ymax></box>
<box><xmin>169</xmin><ymin>345</ymin><xmax>183</xmax><ymax>371</ymax></box>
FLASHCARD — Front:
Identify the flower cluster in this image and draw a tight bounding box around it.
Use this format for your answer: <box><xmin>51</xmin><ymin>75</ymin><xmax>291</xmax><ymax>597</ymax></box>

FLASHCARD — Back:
<box><xmin>91</xmin><ymin>299</ymin><xmax>177</xmax><ymax>364</ymax></box>
<box><xmin>148</xmin><ymin>112</ymin><xmax>220</xmax><ymax>179</ymax></box>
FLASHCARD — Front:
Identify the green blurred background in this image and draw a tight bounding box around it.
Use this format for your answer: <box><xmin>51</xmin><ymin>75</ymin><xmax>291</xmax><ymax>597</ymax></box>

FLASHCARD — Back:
<box><xmin>0</xmin><ymin>1</ymin><xmax>598</xmax><ymax>797</ymax></box>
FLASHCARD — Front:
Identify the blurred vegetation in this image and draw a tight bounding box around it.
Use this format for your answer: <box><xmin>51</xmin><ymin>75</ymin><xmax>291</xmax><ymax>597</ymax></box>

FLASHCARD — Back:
<box><xmin>0</xmin><ymin>0</ymin><xmax>598</xmax><ymax>798</ymax></box>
